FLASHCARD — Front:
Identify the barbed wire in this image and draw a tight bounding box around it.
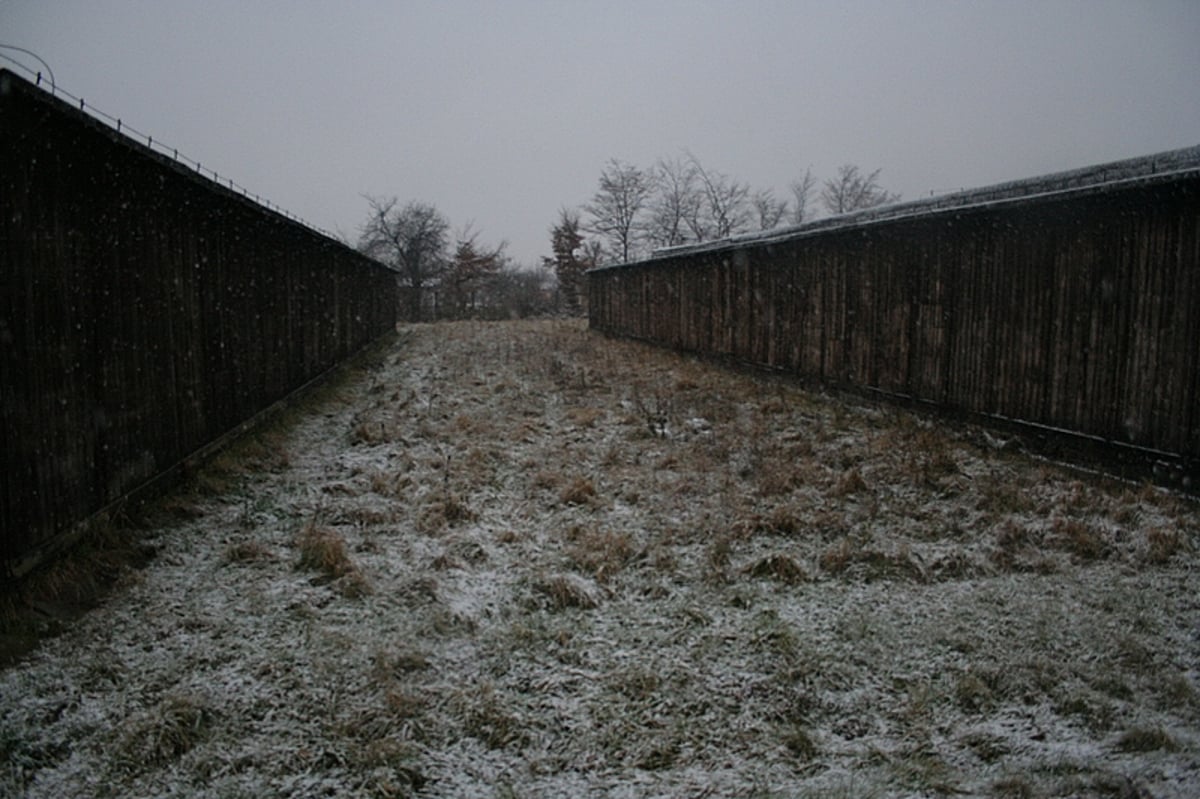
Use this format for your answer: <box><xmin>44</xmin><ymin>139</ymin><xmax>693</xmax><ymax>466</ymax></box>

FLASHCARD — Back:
<box><xmin>0</xmin><ymin>49</ymin><xmax>340</xmax><ymax>242</ymax></box>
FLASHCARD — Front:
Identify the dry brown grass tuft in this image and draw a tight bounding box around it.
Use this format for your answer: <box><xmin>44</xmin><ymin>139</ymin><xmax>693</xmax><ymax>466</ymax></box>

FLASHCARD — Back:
<box><xmin>296</xmin><ymin>523</ymin><xmax>371</xmax><ymax>596</ymax></box>
<box><xmin>458</xmin><ymin>683</ymin><xmax>526</xmax><ymax>750</ymax></box>
<box><xmin>567</xmin><ymin>528</ymin><xmax>636</xmax><ymax>582</ymax></box>
<box><xmin>705</xmin><ymin>534</ymin><xmax>736</xmax><ymax>583</ymax></box>
<box><xmin>532</xmin><ymin>470</ymin><xmax>562</xmax><ymax>490</ymax></box>
<box><xmin>1117</xmin><ymin>726</ymin><xmax>1179</xmax><ymax>753</ymax></box>
<box><xmin>1144</xmin><ymin>526</ymin><xmax>1187</xmax><ymax>564</ymax></box>
<box><xmin>373</xmin><ymin>648</ymin><xmax>433</xmax><ymax>680</ymax></box>
<box><xmin>565</xmin><ymin>406</ymin><xmax>605</xmax><ymax>428</ymax></box>
<box><xmin>417</xmin><ymin>493</ymin><xmax>475</xmax><ymax>534</ymax></box>
<box><xmin>223</xmin><ymin>540</ymin><xmax>273</xmax><ymax>564</ymax></box>
<box><xmin>114</xmin><ymin>694</ymin><xmax>215</xmax><ymax>769</ymax></box>
<box><xmin>559</xmin><ymin>476</ymin><xmax>597</xmax><ymax>506</ymax></box>
<box><xmin>534</xmin><ymin>573</ymin><xmax>601</xmax><ymax>610</ymax></box>
<box><xmin>350</xmin><ymin>418</ymin><xmax>393</xmax><ymax>445</ymax></box>
<box><xmin>819</xmin><ymin>539</ymin><xmax>925</xmax><ymax>581</ymax></box>
<box><xmin>734</xmin><ymin>505</ymin><xmax>807</xmax><ymax>538</ymax></box>
<box><xmin>990</xmin><ymin>520</ymin><xmax>1058</xmax><ymax>573</ymax></box>
<box><xmin>370</xmin><ymin>468</ymin><xmax>412</xmax><ymax>498</ymax></box>
<box><xmin>742</xmin><ymin>553</ymin><xmax>808</xmax><ymax>584</ymax></box>
<box><xmin>1050</xmin><ymin>517</ymin><xmax>1110</xmax><ymax>561</ymax></box>
<box><xmin>832</xmin><ymin>467</ymin><xmax>869</xmax><ymax>497</ymax></box>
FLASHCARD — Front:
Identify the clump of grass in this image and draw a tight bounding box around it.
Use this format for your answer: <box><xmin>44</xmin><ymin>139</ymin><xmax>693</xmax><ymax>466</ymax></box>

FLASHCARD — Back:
<box><xmin>295</xmin><ymin>523</ymin><xmax>371</xmax><ymax>597</ymax></box>
<box><xmin>705</xmin><ymin>534</ymin><xmax>735</xmax><ymax>583</ymax></box>
<box><xmin>223</xmin><ymin>540</ymin><xmax>273</xmax><ymax>564</ymax></box>
<box><xmin>1116</xmin><ymin>726</ymin><xmax>1179</xmax><ymax>753</ymax></box>
<box><xmin>990</xmin><ymin>777</ymin><xmax>1035</xmax><ymax>799</ymax></box>
<box><xmin>350</xmin><ymin>412</ymin><xmax>391</xmax><ymax>443</ymax></box>
<box><xmin>417</xmin><ymin>492</ymin><xmax>475</xmax><ymax>534</ymax></box>
<box><xmin>114</xmin><ymin>694</ymin><xmax>215</xmax><ymax>769</ymax></box>
<box><xmin>735</xmin><ymin>505</ymin><xmax>807</xmax><ymax>537</ymax></box>
<box><xmin>369</xmin><ymin>469</ymin><xmax>412</xmax><ymax>498</ymax></box>
<box><xmin>533</xmin><ymin>573</ymin><xmax>601</xmax><ymax>610</ymax></box>
<box><xmin>819</xmin><ymin>539</ymin><xmax>925</xmax><ymax>581</ymax></box>
<box><xmin>1050</xmin><ymin>517</ymin><xmax>1110</xmax><ymax>561</ymax></box>
<box><xmin>753</xmin><ymin>447</ymin><xmax>818</xmax><ymax>496</ymax></box>
<box><xmin>781</xmin><ymin>725</ymin><xmax>819</xmax><ymax>759</ymax></box>
<box><xmin>976</xmin><ymin>480</ymin><xmax>1038</xmax><ymax>516</ymax></box>
<box><xmin>565</xmin><ymin>406</ymin><xmax>605</xmax><ymax>428</ymax></box>
<box><xmin>742</xmin><ymin>553</ymin><xmax>808</xmax><ymax>584</ymax></box>
<box><xmin>608</xmin><ymin>665</ymin><xmax>661</xmax><ymax>700</ymax></box>
<box><xmin>352</xmin><ymin>738</ymin><xmax>426</xmax><ymax>791</ymax></box>
<box><xmin>1144</xmin><ymin>525</ymin><xmax>1186</xmax><ymax>563</ymax></box>
<box><xmin>559</xmin><ymin>476</ymin><xmax>597</xmax><ymax>506</ymax></box>
<box><xmin>532</xmin><ymin>470</ymin><xmax>562</xmax><ymax>490</ymax></box>
<box><xmin>990</xmin><ymin>520</ymin><xmax>1058</xmax><ymax>573</ymax></box>
<box><xmin>459</xmin><ymin>683</ymin><xmax>526</xmax><ymax>749</ymax></box>
<box><xmin>832</xmin><ymin>467</ymin><xmax>868</xmax><ymax>497</ymax></box>
<box><xmin>567</xmin><ymin>527</ymin><xmax>635</xmax><ymax>582</ymax></box>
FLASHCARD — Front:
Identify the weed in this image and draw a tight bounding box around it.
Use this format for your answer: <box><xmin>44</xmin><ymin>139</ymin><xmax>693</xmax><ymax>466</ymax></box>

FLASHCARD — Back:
<box><xmin>567</xmin><ymin>528</ymin><xmax>635</xmax><ymax>582</ymax></box>
<box><xmin>459</xmin><ymin>683</ymin><xmax>526</xmax><ymax>749</ymax></box>
<box><xmin>977</xmin><ymin>480</ymin><xmax>1037</xmax><ymax>516</ymax></box>
<box><xmin>295</xmin><ymin>523</ymin><xmax>370</xmax><ymax>596</ymax></box>
<box><xmin>1158</xmin><ymin>673</ymin><xmax>1197</xmax><ymax>708</ymax></box>
<box><xmin>819</xmin><ymin>540</ymin><xmax>925</xmax><ymax>581</ymax></box>
<box><xmin>781</xmin><ymin>725</ymin><xmax>819</xmax><ymax>759</ymax></box>
<box><xmin>350</xmin><ymin>419</ymin><xmax>392</xmax><ymax>445</ymax></box>
<box><xmin>742</xmin><ymin>553</ymin><xmax>808</xmax><ymax>584</ymax></box>
<box><xmin>533</xmin><ymin>573</ymin><xmax>600</xmax><ymax>610</ymax></box>
<box><xmin>960</xmin><ymin>731</ymin><xmax>1010</xmax><ymax>763</ymax></box>
<box><xmin>565</xmin><ymin>406</ymin><xmax>605</xmax><ymax>428</ymax></box>
<box><xmin>1050</xmin><ymin>517</ymin><xmax>1110</xmax><ymax>560</ymax></box>
<box><xmin>417</xmin><ymin>493</ymin><xmax>475</xmax><ymax>534</ymax></box>
<box><xmin>114</xmin><ymin>694</ymin><xmax>215</xmax><ymax>769</ymax></box>
<box><xmin>608</xmin><ymin>665</ymin><xmax>661</xmax><ymax>700</ymax></box>
<box><xmin>532</xmin><ymin>470</ymin><xmax>562</xmax><ymax>490</ymax></box>
<box><xmin>296</xmin><ymin>524</ymin><xmax>353</xmax><ymax>577</ymax></box>
<box><xmin>990</xmin><ymin>777</ymin><xmax>1035</xmax><ymax>799</ymax></box>
<box><xmin>832</xmin><ymin>467</ymin><xmax>868</xmax><ymax>497</ymax></box>
<box><xmin>559</xmin><ymin>476</ymin><xmax>597</xmax><ymax>506</ymax></box>
<box><xmin>1116</xmin><ymin>726</ymin><xmax>1179</xmax><ymax>752</ymax></box>
<box><xmin>735</xmin><ymin>505</ymin><xmax>807</xmax><ymax>537</ymax></box>
<box><xmin>223</xmin><ymin>540</ymin><xmax>273</xmax><ymax>564</ymax></box>
<box><xmin>954</xmin><ymin>671</ymin><xmax>996</xmax><ymax>713</ymax></box>
<box><xmin>1144</xmin><ymin>525</ymin><xmax>1186</xmax><ymax>563</ymax></box>
<box><xmin>705</xmin><ymin>535</ymin><xmax>735</xmax><ymax>582</ymax></box>
<box><xmin>372</xmin><ymin>648</ymin><xmax>433</xmax><ymax>690</ymax></box>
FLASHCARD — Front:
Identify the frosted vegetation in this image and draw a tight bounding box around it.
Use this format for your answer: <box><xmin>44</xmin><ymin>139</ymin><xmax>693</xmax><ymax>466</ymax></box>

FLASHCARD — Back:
<box><xmin>2</xmin><ymin>320</ymin><xmax>1197</xmax><ymax>798</ymax></box>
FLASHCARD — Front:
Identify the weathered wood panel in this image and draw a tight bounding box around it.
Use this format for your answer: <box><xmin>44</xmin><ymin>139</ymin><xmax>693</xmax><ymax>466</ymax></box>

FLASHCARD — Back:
<box><xmin>589</xmin><ymin>147</ymin><xmax>1200</xmax><ymax>481</ymax></box>
<box><xmin>1</xmin><ymin>70</ymin><xmax>397</xmax><ymax>574</ymax></box>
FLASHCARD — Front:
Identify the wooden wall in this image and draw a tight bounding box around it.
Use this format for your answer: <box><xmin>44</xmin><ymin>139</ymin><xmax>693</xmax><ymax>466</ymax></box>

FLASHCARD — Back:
<box><xmin>1</xmin><ymin>70</ymin><xmax>397</xmax><ymax>575</ymax></box>
<box><xmin>589</xmin><ymin>155</ymin><xmax>1200</xmax><ymax>480</ymax></box>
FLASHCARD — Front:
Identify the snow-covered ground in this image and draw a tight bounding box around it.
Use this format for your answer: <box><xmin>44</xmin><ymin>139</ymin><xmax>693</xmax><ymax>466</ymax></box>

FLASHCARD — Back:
<box><xmin>3</xmin><ymin>319</ymin><xmax>1198</xmax><ymax>798</ymax></box>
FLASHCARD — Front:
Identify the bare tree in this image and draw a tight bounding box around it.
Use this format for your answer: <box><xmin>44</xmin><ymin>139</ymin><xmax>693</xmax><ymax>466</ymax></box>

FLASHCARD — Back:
<box><xmin>751</xmin><ymin>188</ymin><xmax>789</xmax><ymax>230</ymax></box>
<box><xmin>358</xmin><ymin>196</ymin><xmax>449</xmax><ymax>321</ymax></box>
<box><xmin>789</xmin><ymin>168</ymin><xmax>818</xmax><ymax>224</ymax></box>
<box><xmin>583</xmin><ymin>159</ymin><xmax>652</xmax><ymax>264</ymax></box>
<box><xmin>820</xmin><ymin>164</ymin><xmax>901</xmax><ymax>215</ymax></box>
<box><xmin>688</xmin><ymin>153</ymin><xmax>751</xmax><ymax>239</ymax></box>
<box><xmin>644</xmin><ymin>156</ymin><xmax>701</xmax><ymax>251</ymax></box>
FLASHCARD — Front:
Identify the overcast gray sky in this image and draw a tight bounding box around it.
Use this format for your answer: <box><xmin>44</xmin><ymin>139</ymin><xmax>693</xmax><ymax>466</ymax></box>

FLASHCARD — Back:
<box><xmin>4</xmin><ymin>1</ymin><xmax>1199</xmax><ymax>266</ymax></box>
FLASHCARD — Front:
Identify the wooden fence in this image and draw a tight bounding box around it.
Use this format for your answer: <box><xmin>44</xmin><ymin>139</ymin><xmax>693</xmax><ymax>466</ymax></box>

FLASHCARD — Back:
<box><xmin>589</xmin><ymin>147</ymin><xmax>1200</xmax><ymax>483</ymax></box>
<box><xmin>1</xmin><ymin>69</ymin><xmax>398</xmax><ymax>576</ymax></box>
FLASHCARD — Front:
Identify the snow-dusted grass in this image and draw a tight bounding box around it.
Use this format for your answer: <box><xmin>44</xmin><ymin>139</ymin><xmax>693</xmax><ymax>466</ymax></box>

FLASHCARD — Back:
<box><xmin>2</xmin><ymin>319</ymin><xmax>1198</xmax><ymax>798</ymax></box>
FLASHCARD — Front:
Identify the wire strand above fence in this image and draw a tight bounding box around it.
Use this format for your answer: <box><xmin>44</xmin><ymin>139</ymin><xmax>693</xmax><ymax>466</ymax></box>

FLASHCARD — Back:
<box><xmin>0</xmin><ymin>52</ymin><xmax>339</xmax><ymax>241</ymax></box>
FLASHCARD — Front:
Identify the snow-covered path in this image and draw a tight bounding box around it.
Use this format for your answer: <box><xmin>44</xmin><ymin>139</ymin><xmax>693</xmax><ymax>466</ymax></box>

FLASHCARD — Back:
<box><xmin>3</xmin><ymin>319</ymin><xmax>1198</xmax><ymax>798</ymax></box>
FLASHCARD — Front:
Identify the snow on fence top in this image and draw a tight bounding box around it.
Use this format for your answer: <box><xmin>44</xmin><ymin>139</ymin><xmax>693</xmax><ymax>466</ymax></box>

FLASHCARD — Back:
<box><xmin>616</xmin><ymin>143</ymin><xmax>1200</xmax><ymax>266</ymax></box>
